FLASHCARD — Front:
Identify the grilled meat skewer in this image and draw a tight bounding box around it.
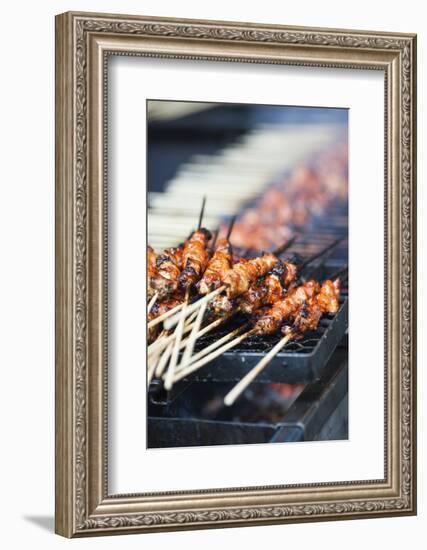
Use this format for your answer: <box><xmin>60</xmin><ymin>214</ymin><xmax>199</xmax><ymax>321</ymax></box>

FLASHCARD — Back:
<box><xmin>197</xmin><ymin>237</ymin><xmax>233</xmax><ymax>295</ymax></box>
<box><xmin>178</xmin><ymin>228</ymin><xmax>212</xmax><ymax>291</ymax></box>
<box><xmin>150</xmin><ymin>245</ymin><xmax>183</xmax><ymax>299</ymax></box>
<box><xmin>223</xmin><ymin>252</ymin><xmax>279</xmax><ymax>299</ymax></box>
<box><xmin>238</xmin><ymin>260</ymin><xmax>298</xmax><ymax>314</ymax></box>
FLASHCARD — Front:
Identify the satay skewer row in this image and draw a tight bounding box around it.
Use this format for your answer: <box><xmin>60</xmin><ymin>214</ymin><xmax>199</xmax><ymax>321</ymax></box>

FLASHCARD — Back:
<box><xmin>174</xmin><ymin>260</ymin><xmax>299</xmax><ymax>373</ymax></box>
<box><xmin>149</xmin><ymin>234</ymin><xmax>339</xmax><ymax>333</ymax></box>
<box><xmin>155</xmin><ymin>233</ymin><xmax>293</xmax><ymax>330</ymax></box>
<box><xmin>171</xmin><ymin>280</ymin><xmax>327</xmax><ymax>383</ymax></box>
<box><xmin>155</xmin><ymin>249</ymin><xmax>343</xmax><ymax>385</ymax></box>
<box><xmin>223</xmin><ymin>279</ymin><xmax>341</xmax><ymax>405</ymax></box>
<box><xmin>170</xmin><ymin>242</ymin><xmax>307</xmax><ymax>371</ymax></box>
<box><xmin>155</xmin><ymin>237</ymin><xmax>341</xmax><ymax>342</ymax></box>
<box><xmin>201</xmin><ymin>234</ymin><xmax>319</xmax><ymax>316</ymax></box>
<box><xmin>163</xmin><ymin>251</ymin><xmax>280</xmax><ymax>330</ymax></box>
<box><xmin>162</xmin><ymin>227</ymin><xmax>289</xmax><ymax>316</ymax></box>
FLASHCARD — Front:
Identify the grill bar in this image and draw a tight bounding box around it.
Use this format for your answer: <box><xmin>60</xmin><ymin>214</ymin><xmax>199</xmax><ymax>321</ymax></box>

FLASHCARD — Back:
<box><xmin>147</xmin><ymin>350</ymin><xmax>348</xmax><ymax>448</ymax></box>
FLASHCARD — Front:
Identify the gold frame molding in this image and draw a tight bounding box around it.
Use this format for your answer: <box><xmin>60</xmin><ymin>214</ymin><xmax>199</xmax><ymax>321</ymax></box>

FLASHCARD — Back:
<box><xmin>55</xmin><ymin>11</ymin><xmax>417</xmax><ymax>537</ymax></box>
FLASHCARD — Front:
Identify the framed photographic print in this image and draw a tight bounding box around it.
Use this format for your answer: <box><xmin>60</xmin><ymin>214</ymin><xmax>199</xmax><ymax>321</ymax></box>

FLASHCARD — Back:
<box><xmin>55</xmin><ymin>11</ymin><xmax>417</xmax><ymax>537</ymax></box>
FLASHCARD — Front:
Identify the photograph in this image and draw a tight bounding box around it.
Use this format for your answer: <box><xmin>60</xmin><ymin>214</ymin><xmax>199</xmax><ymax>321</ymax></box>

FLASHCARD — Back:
<box><xmin>53</xmin><ymin>10</ymin><xmax>416</xmax><ymax>537</ymax></box>
<box><xmin>146</xmin><ymin>100</ymin><xmax>349</xmax><ymax>448</ymax></box>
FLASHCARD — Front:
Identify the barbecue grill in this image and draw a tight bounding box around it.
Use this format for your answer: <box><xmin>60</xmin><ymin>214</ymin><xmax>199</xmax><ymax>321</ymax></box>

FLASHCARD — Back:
<box><xmin>147</xmin><ymin>105</ymin><xmax>348</xmax><ymax>448</ymax></box>
<box><xmin>147</xmin><ymin>252</ymin><xmax>348</xmax><ymax>447</ymax></box>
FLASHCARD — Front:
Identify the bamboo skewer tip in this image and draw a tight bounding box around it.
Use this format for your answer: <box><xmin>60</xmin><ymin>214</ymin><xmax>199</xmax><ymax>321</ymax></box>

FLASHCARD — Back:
<box><xmin>147</xmin><ymin>292</ymin><xmax>159</xmax><ymax>314</ymax></box>
<box><xmin>172</xmin><ymin>326</ymin><xmax>254</xmax><ymax>384</ymax></box>
<box><xmin>223</xmin><ymin>332</ymin><xmax>293</xmax><ymax>407</ymax></box>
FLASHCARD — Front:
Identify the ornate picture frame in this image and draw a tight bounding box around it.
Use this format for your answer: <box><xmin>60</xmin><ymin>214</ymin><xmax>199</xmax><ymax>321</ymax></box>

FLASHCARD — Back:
<box><xmin>55</xmin><ymin>11</ymin><xmax>416</xmax><ymax>537</ymax></box>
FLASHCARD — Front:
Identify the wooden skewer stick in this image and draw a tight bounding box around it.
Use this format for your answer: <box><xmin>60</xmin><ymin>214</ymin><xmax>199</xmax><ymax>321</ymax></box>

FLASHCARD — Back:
<box><xmin>147</xmin><ymin>292</ymin><xmax>159</xmax><ymax>314</ymax></box>
<box><xmin>299</xmin><ymin>237</ymin><xmax>344</xmax><ymax>271</ymax></box>
<box><xmin>154</xmin><ymin>340</ymin><xmax>174</xmax><ymax>379</ymax></box>
<box><xmin>198</xmin><ymin>195</ymin><xmax>207</xmax><ymax>229</ymax></box>
<box><xmin>195</xmin><ymin>312</ymin><xmax>233</xmax><ymax>339</ymax></box>
<box><xmin>147</xmin><ymin>300</ymin><xmax>185</xmax><ymax>329</ymax></box>
<box><xmin>163</xmin><ymin>285</ymin><xmax>226</xmax><ymax>330</ymax></box>
<box><xmin>174</xmin><ymin>321</ymin><xmax>245</xmax><ymax>376</ymax></box>
<box><xmin>172</xmin><ymin>327</ymin><xmax>255</xmax><ymax>384</ymax></box>
<box><xmin>272</xmin><ymin>235</ymin><xmax>297</xmax><ymax>256</ymax></box>
<box><xmin>174</xmin><ymin>313</ymin><xmax>234</xmax><ymax>374</ymax></box>
<box><xmin>148</xmin><ymin>311</ymin><xmax>198</xmax><ymax>357</ymax></box>
<box><xmin>179</xmin><ymin>300</ymin><xmax>208</xmax><ymax>368</ymax></box>
<box><xmin>164</xmin><ymin>290</ymin><xmax>190</xmax><ymax>390</ymax></box>
<box><xmin>163</xmin><ymin>312</ymin><xmax>234</xmax><ymax>376</ymax></box>
<box><xmin>152</xmin><ymin>307</ymin><xmax>196</xmax><ymax>379</ymax></box>
<box><xmin>223</xmin><ymin>332</ymin><xmax>293</xmax><ymax>407</ymax></box>
<box><xmin>148</xmin><ymin>329</ymin><xmax>168</xmax><ymax>355</ymax></box>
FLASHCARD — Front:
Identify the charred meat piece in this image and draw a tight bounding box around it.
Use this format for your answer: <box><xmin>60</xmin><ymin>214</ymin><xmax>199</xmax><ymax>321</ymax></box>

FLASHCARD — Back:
<box><xmin>178</xmin><ymin>228</ymin><xmax>212</xmax><ymax>291</ymax></box>
<box><xmin>253</xmin><ymin>280</ymin><xmax>320</xmax><ymax>335</ymax></box>
<box><xmin>223</xmin><ymin>252</ymin><xmax>278</xmax><ymax>299</ymax></box>
<box><xmin>207</xmin><ymin>293</ymin><xmax>234</xmax><ymax>318</ymax></box>
<box><xmin>284</xmin><ymin>279</ymin><xmax>341</xmax><ymax>336</ymax></box>
<box><xmin>157</xmin><ymin>246</ymin><xmax>183</xmax><ymax>277</ymax></box>
<box><xmin>147</xmin><ymin>246</ymin><xmax>157</xmax><ymax>299</ymax></box>
<box><xmin>237</xmin><ymin>260</ymin><xmax>298</xmax><ymax>314</ymax></box>
<box><xmin>237</xmin><ymin>273</ymin><xmax>283</xmax><ymax>314</ymax></box>
<box><xmin>197</xmin><ymin>237</ymin><xmax>232</xmax><ymax>295</ymax></box>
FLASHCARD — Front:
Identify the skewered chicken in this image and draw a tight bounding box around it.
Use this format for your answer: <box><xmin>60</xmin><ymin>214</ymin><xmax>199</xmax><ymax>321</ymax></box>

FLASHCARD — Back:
<box><xmin>238</xmin><ymin>260</ymin><xmax>298</xmax><ymax>314</ymax></box>
<box><xmin>197</xmin><ymin>237</ymin><xmax>232</xmax><ymax>295</ymax></box>
<box><xmin>178</xmin><ymin>228</ymin><xmax>212</xmax><ymax>291</ymax></box>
